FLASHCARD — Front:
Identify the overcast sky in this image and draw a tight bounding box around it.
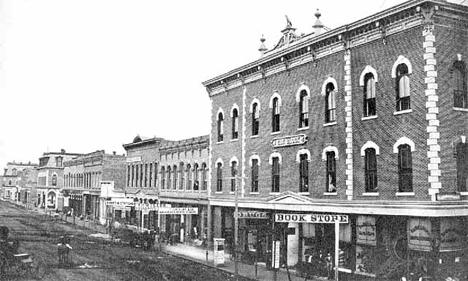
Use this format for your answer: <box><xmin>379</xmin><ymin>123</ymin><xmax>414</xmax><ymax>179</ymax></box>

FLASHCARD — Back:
<box><xmin>0</xmin><ymin>0</ymin><xmax>464</xmax><ymax>168</ymax></box>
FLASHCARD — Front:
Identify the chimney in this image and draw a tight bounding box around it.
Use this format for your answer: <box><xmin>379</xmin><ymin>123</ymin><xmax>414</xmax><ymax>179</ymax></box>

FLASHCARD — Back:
<box><xmin>258</xmin><ymin>35</ymin><xmax>268</xmax><ymax>57</ymax></box>
<box><xmin>61</xmin><ymin>149</ymin><xmax>66</xmax><ymax>153</ymax></box>
<box><xmin>313</xmin><ymin>9</ymin><xmax>324</xmax><ymax>36</ymax></box>
<box><xmin>113</xmin><ymin>151</ymin><xmax>116</xmax><ymax>155</ymax></box>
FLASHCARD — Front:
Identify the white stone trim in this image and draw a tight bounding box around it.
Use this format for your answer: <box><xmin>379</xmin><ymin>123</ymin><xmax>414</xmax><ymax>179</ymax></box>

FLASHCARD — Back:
<box><xmin>269</xmin><ymin>92</ymin><xmax>282</xmax><ymax>108</ymax></box>
<box><xmin>216</xmin><ymin>108</ymin><xmax>225</xmax><ymax>120</ymax></box>
<box><xmin>391</xmin><ymin>55</ymin><xmax>413</xmax><ymax>78</ymax></box>
<box><xmin>249</xmin><ymin>98</ymin><xmax>260</xmax><ymax>113</ymax></box>
<box><xmin>393</xmin><ymin>137</ymin><xmax>416</xmax><ymax>153</ymax></box>
<box><xmin>215</xmin><ymin>158</ymin><xmax>224</xmax><ymax>166</ymax></box>
<box><xmin>249</xmin><ymin>155</ymin><xmax>261</xmax><ymax>166</ymax></box>
<box><xmin>296</xmin><ymin>148</ymin><xmax>312</xmax><ymax>163</ymax></box>
<box><xmin>229</xmin><ymin>156</ymin><xmax>239</xmax><ymax>166</ymax></box>
<box><xmin>360</xmin><ymin>141</ymin><xmax>380</xmax><ymax>156</ymax></box>
<box><xmin>359</xmin><ymin>65</ymin><xmax>379</xmax><ymax>86</ymax></box>
<box><xmin>295</xmin><ymin>84</ymin><xmax>311</xmax><ymax>102</ymax></box>
<box><xmin>230</xmin><ymin>103</ymin><xmax>239</xmax><ymax>117</ymax></box>
<box><xmin>321</xmin><ymin>77</ymin><xmax>338</xmax><ymax>96</ymax></box>
<box><xmin>322</xmin><ymin>146</ymin><xmax>339</xmax><ymax>160</ymax></box>
<box><xmin>268</xmin><ymin>152</ymin><xmax>282</xmax><ymax>165</ymax></box>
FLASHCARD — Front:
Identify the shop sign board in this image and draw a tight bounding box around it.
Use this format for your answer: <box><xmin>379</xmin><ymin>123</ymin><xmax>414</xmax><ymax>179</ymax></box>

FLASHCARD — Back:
<box><xmin>235</xmin><ymin>211</ymin><xmax>268</xmax><ymax>219</ymax></box>
<box><xmin>135</xmin><ymin>204</ymin><xmax>159</xmax><ymax>211</ymax></box>
<box><xmin>159</xmin><ymin>207</ymin><xmax>198</xmax><ymax>215</ymax></box>
<box><xmin>271</xmin><ymin>134</ymin><xmax>307</xmax><ymax>148</ymax></box>
<box><xmin>275</xmin><ymin>213</ymin><xmax>348</xmax><ymax>223</ymax></box>
<box><xmin>356</xmin><ymin>216</ymin><xmax>376</xmax><ymax>246</ymax></box>
<box><xmin>126</xmin><ymin>156</ymin><xmax>142</xmax><ymax>163</ymax></box>
<box><xmin>408</xmin><ymin>218</ymin><xmax>432</xmax><ymax>251</ymax></box>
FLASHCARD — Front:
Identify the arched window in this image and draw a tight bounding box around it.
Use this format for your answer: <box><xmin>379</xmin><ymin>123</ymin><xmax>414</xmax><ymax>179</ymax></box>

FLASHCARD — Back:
<box><xmin>52</xmin><ymin>174</ymin><xmax>57</xmax><ymax>186</ymax></box>
<box><xmin>149</xmin><ymin>163</ymin><xmax>153</xmax><ymax>187</ymax></box>
<box><xmin>216</xmin><ymin>162</ymin><xmax>223</xmax><ymax>192</ymax></box>
<box><xmin>363</xmin><ymin>73</ymin><xmax>376</xmax><ymax>117</ymax></box>
<box><xmin>232</xmin><ymin>108</ymin><xmax>239</xmax><ymax>139</ymax></box>
<box><xmin>194</xmin><ymin>163</ymin><xmax>199</xmax><ymax>190</ymax></box>
<box><xmin>127</xmin><ymin>166</ymin><xmax>131</xmax><ymax>187</ymax></box>
<box><xmin>453</xmin><ymin>61</ymin><xmax>467</xmax><ymax>108</ymax></box>
<box><xmin>173</xmin><ymin>165</ymin><xmax>178</xmax><ymax>190</ymax></box>
<box><xmin>252</xmin><ymin>102</ymin><xmax>259</xmax><ymax>136</ymax></box>
<box><xmin>217</xmin><ymin>112</ymin><xmax>224</xmax><ymax>142</ymax></box>
<box><xmin>396</xmin><ymin>64</ymin><xmax>411</xmax><ymax>111</ymax></box>
<box><xmin>201</xmin><ymin>163</ymin><xmax>207</xmax><ymax>191</ymax></box>
<box><xmin>186</xmin><ymin>164</ymin><xmax>192</xmax><ymax>190</ymax></box>
<box><xmin>231</xmin><ymin>161</ymin><xmax>238</xmax><ymax>192</ymax></box>
<box><xmin>325</xmin><ymin>83</ymin><xmax>336</xmax><ymax>123</ymax></box>
<box><xmin>251</xmin><ymin>158</ymin><xmax>259</xmax><ymax>193</ymax></box>
<box><xmin>398</xmin><ymin>144</ymin><xmax>413</xmax><ymax>192</ymax></box>
<box><xmin>160</xmin><ymin>167</ymin><xmax>166</xmax><ymax>190</ymax></box>
<box><xmin>364</xmin><ymin>148</ymin><xmax>378</xmax><ymax>192</ymax></box>
<box><xmin>326</xmin><ymin>151</ymin><xmax>336</xmax><ymax>192</ymax></box>
<box><xmin>144</xmin><ymin>163</ymin><xmax>148</xmax><ymax>187</ymax></box>
<box><xmin>271</xmin><ymin>157</ymin><xmax>280</xmax><ymax>192</ymax></box>
<box><xmin>179</xmin><ymin>163</ymin><xmax>184</xmax><ymax>190</ymax></box>
<box><xmin>135</xmin><ymin>165</ymin><xmax>139</xmax><ymax>187</ymax></box>
<box><xmin>299</xmin><ymin>153</ymin><xmax>309</xmax><ymax>192</ymax></box>
<box><xmin>272</xmin><ymin>97</ymin><xmax>280</xmax><ymax>132</ymax></box>
<box><xmin>167</xmin><ymin>166</ymin><xmax>172</xmax><ymax>190</ymax></box>
<box><xmin>299</xmin><ymin>90</ymin><xmax>309</xmax><ymax>128</ymax></box>
<box><xmin>12</xmin><ymin>168</ymin><xmax>17</xmax><ymax>176</ymax></box>
<box><xmin>456</xmin><ymin>143</ymin><xmax>468</xmax><ymax>192</ymax></box>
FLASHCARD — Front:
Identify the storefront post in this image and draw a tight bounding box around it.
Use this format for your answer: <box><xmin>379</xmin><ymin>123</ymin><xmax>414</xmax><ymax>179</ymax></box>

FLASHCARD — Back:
<box><xmin>335</xmin><ymin>221</ymin><xmax>339</xmax><ymax>281</ymax></box>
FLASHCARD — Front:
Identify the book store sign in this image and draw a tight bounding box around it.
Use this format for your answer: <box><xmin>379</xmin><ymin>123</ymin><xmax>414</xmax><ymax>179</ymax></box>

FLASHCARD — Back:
<box><xmin>271</xmin><ymin>134</ymin><xmax>307</xmax><ymax>148</ymax></box>
<box><xmin>235</xmin><ymin>211</ymin><xmax>268</xmax><ymax>219</ymax></box>
<box><xmin>275</xmin><ymin>213</ymin><xmax>348</xmax><ymax>224</ymax></box>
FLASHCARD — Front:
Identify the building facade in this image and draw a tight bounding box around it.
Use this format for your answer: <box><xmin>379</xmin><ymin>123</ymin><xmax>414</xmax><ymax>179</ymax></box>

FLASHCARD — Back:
<box><xmin>62</xmin><ymin>150</ymin><xmax>126</xmax><ymax>223</ymax></box>
<box><xmin>203</xmin><ymin>0</ymin><xmax>468</xmax><ymax>279</ymax></box>
<box><xmin>36</xmin><ymin>149</ymin><xmax>82</xmax><ymax>211</ymax></box>
<box><xmin>1</xmin><ymin>161</ymin><xmax>38</xmax><ymax>205</ymax></box>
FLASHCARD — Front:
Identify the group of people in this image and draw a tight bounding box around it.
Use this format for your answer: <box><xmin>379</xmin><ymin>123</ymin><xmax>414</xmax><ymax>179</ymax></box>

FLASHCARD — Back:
<box><xmin>304</xmin><ymin>248</ymin><xmax>334</xmax><ymax>280</ymax></box>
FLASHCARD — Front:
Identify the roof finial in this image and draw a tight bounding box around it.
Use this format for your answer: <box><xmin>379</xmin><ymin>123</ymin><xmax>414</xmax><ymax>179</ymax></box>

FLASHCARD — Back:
<box><xmin>313</xmin><ymin>9</ymin><xmax>324</xmax><ymax>36</ymax></box>
<box><xmin>258</xmin><ymin>34</ymin><xmax>268</xmax><ymax>57</ymax></box>
<box><xmin>285</xmin><ymin>15</ymin><xmax>292</xmax><ymax>28</ymax></box>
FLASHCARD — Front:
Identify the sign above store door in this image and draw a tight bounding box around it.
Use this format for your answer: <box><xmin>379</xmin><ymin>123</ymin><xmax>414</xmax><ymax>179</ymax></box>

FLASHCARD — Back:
<box><xmin>270</xmin><ymin>134</ymin><xmax>307</xmax><ymax>148</ymax></box>
<box><xmin>235</xmin><ymin>211</ymin><xmax>268</xmax><ymax>219</ymax></box>
<box><xmin>159</xmin><ymin>207</ymin><xmax>198</xmax><ymax>215</ymax></box>
<box><xmin>275</xmin><ymin>213</ymin><xmax>348</xmax><ymax>223</ymax></box>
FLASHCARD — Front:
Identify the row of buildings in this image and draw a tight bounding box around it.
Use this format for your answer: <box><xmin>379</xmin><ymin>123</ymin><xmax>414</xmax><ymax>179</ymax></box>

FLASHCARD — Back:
<box><xmin>2</xmin><ymin>0</ymin><xmax>468</xmax><ymax>279</ymax></box>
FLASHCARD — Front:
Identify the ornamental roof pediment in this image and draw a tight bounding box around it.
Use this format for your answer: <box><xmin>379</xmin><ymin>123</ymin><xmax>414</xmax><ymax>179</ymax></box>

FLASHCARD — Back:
<box><xmin>266</xmin><ymin>191</ymin><xmax>312</xmax><ymax>204</ymax></box>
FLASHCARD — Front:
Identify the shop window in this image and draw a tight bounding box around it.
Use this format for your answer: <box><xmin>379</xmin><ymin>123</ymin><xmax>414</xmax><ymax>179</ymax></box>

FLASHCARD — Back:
<box><xmin>325</xmin><ymin>83</ymin><xmax>336</xmax><ymax>123</ymax></box>
<box><xmin>398</xmin><ymin>144</ymin><xmax>413</xmax><ymax>192</ymax></box>
<box><xmin>232</xmin><ymin>108</ymin><xmax>239</xmax><ymax>140</ymax></box>
<box><xmin>299</xmin><ymin>90</ymin><xmax>309</xmax><ymax>128</ymax></box>
<box><xmin>201</xmin><ymin>163</ymin><xmax>207</xmax><ymax>190</ymax></box>
<box><xmin>231</xmin><ymin>161</ymin><xmax>238</xmax><ymax>192</ymax></box>
<box><xmin>363</xmin><ymin>73</ymin><xmax>376</xmax><ymax>117</ymax></box>
<box><xmin>252</xmin><ymin>102</ymin><xmax>259</xmax><ymax>136</ymax></box>
<box><xmin>326</xmin><ymin>151</ymin><xmax>336</xmax><ymax>192</ymax></box>
<box><xmin>364</xmin><ymin>148</ymin><xmax>378</xmax><ymax>192</ymax></box>
<box><xmin>271</xmin><ymin>157</ymin><xmax>280</xmax><ymax>192</ymax></box>
<box><xmin>194</xmin><ymin>163</ymin><xmax>199</xmax><ymax>190</ymax></box>
<box><xmin>396</xmin><ymin>64</ymin><xmax>410</xmax><ymax>111</ymax></box>
<box><xmin>456</xmin><ymin>143</ymin><xmax>468</xmax><ymax>192</ymax></box>
<box><xmin>272</xmin><ymin>97</ymin><xmax>280</xmax><ymax>132</ymax></box>
<box><xmin>251</xmin><ymin>159</ymin><xmax>259</xmax><ymax>193</ymax></box>
<box><xmin>216</xmin><ymin>162</ymin><xmax>223</xmax><ymax>192</ymax></box>
<box><xmin>299</xmin><ymin>154</ymin><xmax>309</xmax><ymax>192</ymax></box>
<box><xmin>160</xmin><ymin>167</ymin><xmax>166</xmax><ymax>190</ymax></box>
<box><xmin>52</xmin><ymin>174</ymin><xmax>57</xmax><ymax>186</ymax></box>
<box><xmin>186</xmin><ymin>164</ymin><xmax>192</xmax><ymax>190</ymax></box>
<box><xmin>453</xmin><ymin>61</ymin><xmax>467</xmax><ymax>108</ymax></box>
<box><xmin>217</xmin><ymin>112</ymin><xmax>224</xmax><ymax>142</ymax></box>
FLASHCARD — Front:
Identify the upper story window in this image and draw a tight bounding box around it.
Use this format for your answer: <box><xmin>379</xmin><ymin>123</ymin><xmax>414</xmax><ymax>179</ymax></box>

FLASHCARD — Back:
<box><xmin>217</xmin><ymin>111</ymin><xmax>224</xmax><ymax>142</ymax></box>
<box><xmin>167</xmin><ymin>166</ymin><xmax>172</xmax><ymax>190</ymax></box>
<box><xmin>216</xmin><ymin>162</ymin><xmax>223</xmax><ymax>192</ymax></box>
<box><xmin>252</xmin><ymin>102</ymin><xmax>260</xmax><ymax>136</ymax></box>
<box><xmin>173</xmin><ymin>165</ymin><xmax>178</xmax><ymax>190</ymax></box>
<box><xmin>325</xmin><ymin>83</ymin><xmax>336</xmax><ymax>123</ymax></box>
<box><xmin>12</xmin><ymin>168</ymin><xmax>17</xmax><ymax>176</ymax></box>
<box><xmin>299</xmin><ymin>90</ymin><xmax>309</xmax><ymax>128</ymax></box>
<box><xmin>135</xmin><ymin>165</ymin><xmax>139</xmax><ymax>187</ymax></box>
<box><xmin>364</xmin><ymin>148</ymin><xmax>378</xmax><ymax>192</ymax></box>
<box><xmin>453</xmin><ymin>61</ymin><xmax>467</xmax><ymax>109</ymax></box>
<box><xmin>272</xmin><ymin>97</ymin><xmax>280</xmax><ymax>132</ymax></box>
<box><xmin>161</xmin><ymin>167</ymin><xmax>166</xmax><ymax>190</ymax></box>
<box><xmin>231</xmin><ymin>161</ymin><xmax>238</xmax><ymax>192</ymax></box>
<box><xmin>39</xmin><ymin>157</ymin><xmax>49</xmax><ymax>167</ymax></box>
<box><xmin>201</xmin><ymin>163</ymin><xmax>207</xmax><ymax>191</ymax></box>
<box><xmin>396</xmin><ymin>64</ymin><xmax>411</xmax><ymax>111</ymax></box>
<box><xmin>179</xmin><ymin>163</ymin><xmax>184</xmax><ymax>190</ymax></box>
<box><xmin>456</xmin><ymin>142</ymin><xmax>468</xmax><ymax>192</ymax></box>
<box><xmin>271</xmin><ymin>156</ymin><xmax>280</xmax><ymax>193</ymax></box>
<box><xmin>186</xmin><ymin>164</ymin><xmax>192</xmax><ymax>190</ymax></box>
<box><xmin>194</xmin><ymin>163</ymin><xmax>199</xmax><ymax>190</ymax></box>
<box><xmin>398</xmin><ymin>144</ymin><xmax>413</xmax><ymax>192</ymax></box>
<box><xmin>299</xmin><ymin>153</ymin><xmax>309</xmax><ymax>193</ymax></box>
<box><xmin>127</xmin><ymin>166</ymin><xmax>131</xmax><ymax>187</ymax></box>
<box><xmin>52</xmin><ymin>174</ymin><xmax>57</xmax><ymax>186</ymax></box>
<box><xmin>326</xmin><ymin>151</ymin><xmax>336</xmax><ymax>192</ymax></box>
<box><xmin>251</xmin><ymin>158</ymin><xmax>259</xmax><ymax>193</ymax></box>
<box><xmin>56</xmin><ymin>156</ymin><xmax>63</xmax><ymax>167</ymax></box>
<box><xmin>232</xmin><ymin>108</ymin><xmax>239</xmax><ymax>140</ymax></box>
<box><xmin>363</xmin><ymin>73</ymin><xmax>376</xmax><ymax>117</ymax></box>
<box><xmin>149</xmin><ymin>163</ymin><xmax>153</xmax><ymax>187</ymax></box>
<box><xmin>144</xmin><ymin>164</ymin><xmax>148</xmax><ymax>187</ymax></box>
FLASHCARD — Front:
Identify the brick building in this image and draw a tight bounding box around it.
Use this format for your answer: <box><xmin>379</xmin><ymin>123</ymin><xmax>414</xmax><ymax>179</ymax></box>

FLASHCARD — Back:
<box><xmin>36</xmin><ymin>149</ymin><xmax>82</xmax><ymax>211</ymax></box>
<box><xmin>62</xmin><ymin>150</ymin><xmax>126</xmax><ymax>223</ymax></box>
<box><xmin>118</xmin><ymin>135</ymin><xmax>209</xmax><ymax>242</ymax></box>
<box><xmin>202</xmin><ymin>0</ymin><xmax>468</xmax><ymax>279</ymax></box>
<box><xmin>1</xmin><ymin>161</ymin><xmax>38</xmax><ymax>204</ymax></box>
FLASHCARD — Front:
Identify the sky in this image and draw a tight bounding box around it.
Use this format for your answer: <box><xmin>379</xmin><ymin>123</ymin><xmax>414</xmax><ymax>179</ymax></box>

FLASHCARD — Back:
<box><xmin>0</xmin><ymin>0</ymin><xmax>465</xmax><ymax>168</ymax></box>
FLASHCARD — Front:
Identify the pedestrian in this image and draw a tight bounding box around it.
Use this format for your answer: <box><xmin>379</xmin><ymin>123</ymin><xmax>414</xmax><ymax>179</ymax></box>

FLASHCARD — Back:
<box><xmin>57</xmin><ymin>236</ymin><xmax>72</xmax><ymax>267</ymax></box>
<box><xmin>325</xmin><ymin>252</ymin><xmax>333</xmax><ymax>280</ymax></box>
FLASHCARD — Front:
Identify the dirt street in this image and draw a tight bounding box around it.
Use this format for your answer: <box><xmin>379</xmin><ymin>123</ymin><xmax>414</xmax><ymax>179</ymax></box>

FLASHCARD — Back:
<box><xmin>0</xmin><ymin>201</ymin><xmax>251</xmax><ymax>281</ymax></box>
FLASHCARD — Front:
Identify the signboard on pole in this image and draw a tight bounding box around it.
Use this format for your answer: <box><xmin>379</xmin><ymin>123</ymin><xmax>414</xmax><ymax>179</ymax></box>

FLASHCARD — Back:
<box><xmin>275</xmin><ymin>213</ymin><xmax>348</xmax><ymax>223</ymax></box>
<box><xmin>235</xmin><ymin>211</ymin><xmax>268</xmax><ymax>219</ymax></box>
<box><xmin>272</xmin><ymin>241</ymin><xmax>280</xmax><ymax>269</ymax></box>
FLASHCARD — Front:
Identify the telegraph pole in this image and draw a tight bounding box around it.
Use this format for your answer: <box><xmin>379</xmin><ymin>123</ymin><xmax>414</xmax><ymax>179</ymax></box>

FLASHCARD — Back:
<box><xmin>234</xmin><ymin>173</ymin><xmax>239</xmax><ymax>281</ymax></box>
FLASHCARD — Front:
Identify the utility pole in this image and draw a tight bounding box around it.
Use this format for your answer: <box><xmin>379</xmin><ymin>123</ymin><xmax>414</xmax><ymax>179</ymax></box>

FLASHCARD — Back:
<box><xmin>234</xmin><ymin>173</ymin><xmax>239</xmax><ymax>281</ymax></box>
